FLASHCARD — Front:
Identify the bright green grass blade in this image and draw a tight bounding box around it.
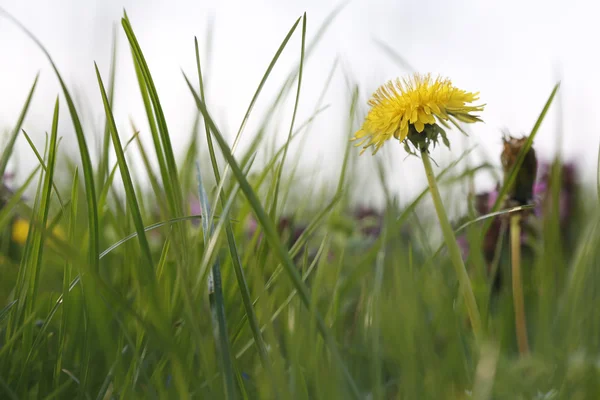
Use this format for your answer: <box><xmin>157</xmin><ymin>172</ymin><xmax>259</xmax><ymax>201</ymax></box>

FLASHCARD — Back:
<box><xmin>97</xmin><ymin>130</ymin><xmax>140</xmax><ymax>215</ymax></box>
<box><xmin>0</xmin><ymin>73</ymin><xmax>39</xmax><ymax>177</ymax></box>
<box><xmin>155</xmin><ymin>229</ymin><xmax>173</xmax><ymax>311</ymax></box>
<box><xmin>196</xmin><ymin>163</ymin><xmax>236</xmax><ymax>399</ymax></box>
<box><xmin>132</xmin><ymin>123</ymin><xmax>168</xmax><ymax>216</ymax></box>
<box><xmin>97</xmin><ymin>25</ymin><xmax>119</xmax><ymax>190</ymax></box>
<box><xmin>178</xmin><ymin>112</ymin><xmax>200</xmax><ymax>189</ymax></box>
<box><xmin>121</xmin><ymin>14</ymin><xmax>184</xmax><ymax>220</ymax></box>
<box><xmin>282</xmin><ymin>58</ymin><xmax>339</xmax><ymax>204</ymax></box>
<box><xmin>226</xmin><ymin>15</ymin><xmax>300</xmax><ymax>154</ymax></box>
<box><xmin>20</xmin><ymin>130</ymin><xmax>65</xmax><ymax>209</ymax></box>
<box><xmin>192</xmin><ymin>161</ymin><xmax>254</xmax><ymax>316</ymax></box>
<box><xmin>273</xmin><ymin>2</ymin><xmax>348</xmax><ymax>105</ymax></box>
<box><xmin>335</xmin><ymin>86</ymin><xmax>359</xmax><ymax>199</ymax></box>
<box><xmin>188</xmin><ymin>91</ymin><xmax>361</xmax><ymax>399</ymax></box>
<box><xmin>55</xmin><ymin>167</ymin><xmax>79</xmax><ymax>386</ymax></box>
<box><xmin>270</xmin><ymin>13</ymin><xmax>306</xmax><ymax>218</ymax></box>
<box><xmin>483</xmin><ymin>83</ymin><xmax>560</xmax><ymax>235</ymax></box>
<box><xmin>0</xmin><ymin>8</ymin><xmax>100</xmax><ymax>273</ymax></box>
<box><xmin>193</xmin><ymin>39</ymin><xmax>271</xmax><ymax>370</ymax></box>
<box><xmin>95</xmin><ymin>62</ymin><xmax>158</xmax><ymax>293</ymax></box>
<box><xmin>130</xmin><ymin>57</ymin><xmax>171</xmax><ymax>209</ymax></box>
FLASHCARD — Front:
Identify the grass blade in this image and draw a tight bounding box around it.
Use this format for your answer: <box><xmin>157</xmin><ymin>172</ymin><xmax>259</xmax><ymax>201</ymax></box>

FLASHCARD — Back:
<box><xmin>95</xmin><ymin>63</ymin><xmax>156</xmax><ymax>291</ymax></box>
<box><xmin>196</xmin><ymin>163</ymin><xmax>236</xmax><ymax>399</ymax></box>
<box><xmin>270</xmin><ymin>13</ymin><xmax>306</xmax><ymax>217</ymax></box>
<box><xmin>121</xmin><ymin>14</ymin><xmax>184</xmax><ymax>221</ymax></box>
<box><xmin>97</xmin><ymin>25</ymin><xmax>119</xmax><ymax>190</ymax></box>
<box><xmin>0</xmin><ymin>73</ymin><xmax>39</xmax><ymax>177</ymax></box>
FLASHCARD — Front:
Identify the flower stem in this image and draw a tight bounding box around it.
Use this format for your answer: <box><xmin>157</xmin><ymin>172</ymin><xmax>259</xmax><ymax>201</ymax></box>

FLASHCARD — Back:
<box><xmin>421</xmin><ymin>152</ymin><xmax>482</xmax><ymax>343</ymax></box>
<box><xmin>510</xmin><ymin>213</ymin><xmax>530</xmax><ymax>355</ymax></box>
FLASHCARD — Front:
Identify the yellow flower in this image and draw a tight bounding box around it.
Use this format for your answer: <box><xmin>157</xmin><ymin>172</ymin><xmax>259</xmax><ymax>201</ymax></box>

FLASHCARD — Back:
<box><xmin>352</xmin><ymin>73</ymin><xmax>485</xmax><ymax>154</ymax></box>
<box><xmin>12</xmin><ymin>218</ymin><xmax>30</xmax><ymax>245</ymax></box>
<box><xmin>11</xmin><ymin>217</ymin><xmax>66</xmax><ymax>246</ymax></box>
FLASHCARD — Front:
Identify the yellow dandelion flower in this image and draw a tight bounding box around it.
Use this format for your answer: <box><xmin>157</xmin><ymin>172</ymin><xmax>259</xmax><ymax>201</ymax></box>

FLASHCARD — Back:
<box><xmin>12</xmin><ymin>218</ymin><xmax>30</xmax><ymax>245</ymax></box>
<box><xmin>11</xmin><ymin>217</ymin><xmax>66</xmax><ymax>246</ymax></box>
<box><xmin>352</xmin><ymin>73</ymin><xmax>485</xmax><ymax>154</ymax></box>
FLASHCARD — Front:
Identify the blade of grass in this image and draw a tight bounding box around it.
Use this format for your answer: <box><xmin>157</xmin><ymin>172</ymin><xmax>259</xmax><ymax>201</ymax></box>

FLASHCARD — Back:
<box><xmin>130</xmin><ymin>57</ymin><xmax>171</xmax><ymax>212</ymax></box>
<box><xmin>55</xmin><ymin>167</ymin><xmax>79</xmax><ymax>386</ymax></box>
<box><xmin>335</xmin><ymin>86</ymin><xmax>359</xmax><ymax>200</ymax></box>
<box><xmin>20</xmin><ymin>130</ymin><xmax>65</xmax><ymax>209</ymax></box>
<box><xmin>121</xmin><ymin>14</ymin><xmax>185</xmax><ymax>221</ymax></box>
<box><xmin>131</xmin><ymin>123</ymin><xmax>168</xmax><ymax>216</ymax></box>
<box><xmin>0</xmin><ymin>73</ymin><xmax>39</xmax><ymax>177</ymax></box>
<box><xmin>97</xmin><ymin>24</ymin><xmax>119</xmax><ymax>191</ymax></box>
<box><xmin>95</xmin><ymin>62</ymin><xmax>158</xmax><ymax>298</ymax></box>
<box><xmin>97</xmin><ymin>130</ymin><xmax>141</xmax><ymax>215</ymax></box>
<box><xmin>270</xmin><ymin>14</ymin><xmax>306</xmax><ymax>218</ymax></box>
<box><xmin>196</xmin><ymin>163</ymin><xmax>236</xmax><ymax>399</ymax></box>
<box><xmin>99</xmin><ymin>215</ymin><xmax>203</xmax><ymax>258</ymax></box>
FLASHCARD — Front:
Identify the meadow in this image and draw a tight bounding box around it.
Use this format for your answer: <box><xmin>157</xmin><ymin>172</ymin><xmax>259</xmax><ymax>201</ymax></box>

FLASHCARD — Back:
<box><xmin>1</xmin><ymin>9</ymin><xmax>600</xmax><ymax>400</ymax></box>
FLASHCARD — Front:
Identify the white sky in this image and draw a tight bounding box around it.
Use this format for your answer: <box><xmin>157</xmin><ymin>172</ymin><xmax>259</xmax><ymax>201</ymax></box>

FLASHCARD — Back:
<box><xmin>0</xmin><ymin>0</ymin><xmax>598</xmax><ymax>207</ymax></box>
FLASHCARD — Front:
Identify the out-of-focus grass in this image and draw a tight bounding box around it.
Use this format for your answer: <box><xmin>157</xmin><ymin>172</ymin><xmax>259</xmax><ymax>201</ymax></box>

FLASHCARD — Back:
<box><xmin>1</xmin><ymin>8</ymin><xmax>599</xmax><ymax>400</ymax></box>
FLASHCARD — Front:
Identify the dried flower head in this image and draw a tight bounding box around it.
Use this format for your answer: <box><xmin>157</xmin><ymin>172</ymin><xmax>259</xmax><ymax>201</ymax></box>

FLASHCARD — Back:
<box><xmin>352</xmin><ymin>73</ymin><xmax>485</xmax><ymax>154</ymax></box>
<box><xmin>500</xmin><ymin>134</ymin><xmax>538</xmax><ymax>205</ymax></box>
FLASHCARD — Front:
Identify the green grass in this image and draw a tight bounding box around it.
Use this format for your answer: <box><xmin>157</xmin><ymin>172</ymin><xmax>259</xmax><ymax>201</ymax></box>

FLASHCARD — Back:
<box><xmin>1</xmin><ymin>9</ymin><xmax>600</xmax><ymax>400</ymax></box>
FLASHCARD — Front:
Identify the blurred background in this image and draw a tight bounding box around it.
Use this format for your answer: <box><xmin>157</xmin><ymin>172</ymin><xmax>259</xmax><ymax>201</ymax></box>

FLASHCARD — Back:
<box><xmin>0</xmin><ymin>0</ymin><xmax>597</xmax><ymax>208</ymax></box>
